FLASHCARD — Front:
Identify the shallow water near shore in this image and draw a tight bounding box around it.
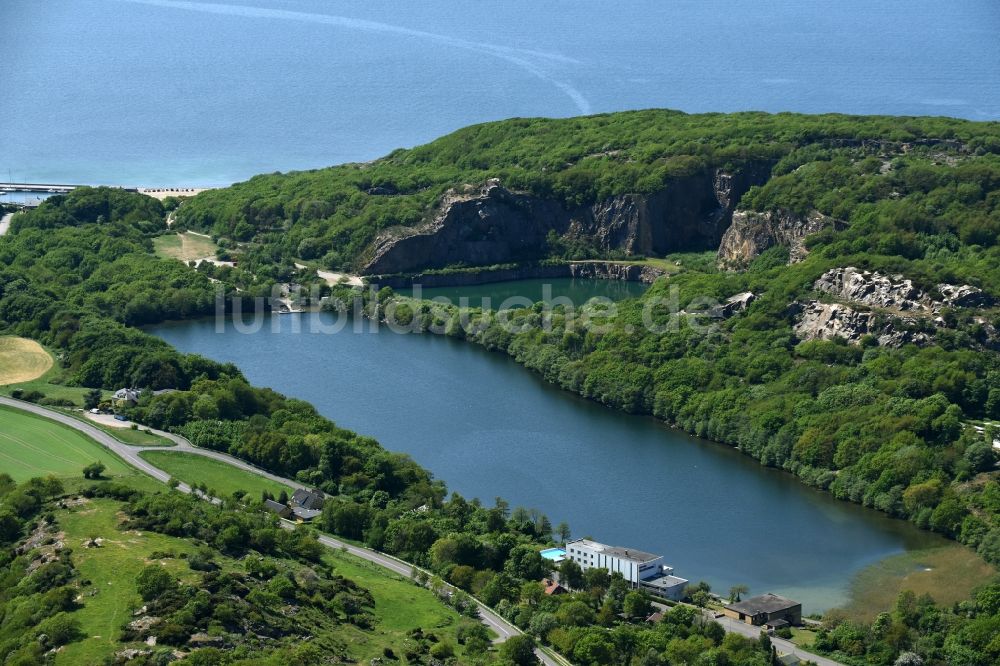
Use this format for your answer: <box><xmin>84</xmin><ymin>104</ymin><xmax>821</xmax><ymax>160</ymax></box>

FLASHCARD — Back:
<box><xmin>150</xmin><ymin>309</ymin><xmax>952</xmax><ymax>613</ymax></box>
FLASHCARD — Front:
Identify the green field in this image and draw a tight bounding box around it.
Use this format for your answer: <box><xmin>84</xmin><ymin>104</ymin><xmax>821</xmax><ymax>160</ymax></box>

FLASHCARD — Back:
<box><xmin>50</xmin><ymin>493</ymin><xmax>472</xmax><ymax>664</ymax></box>
<box><xmin>139</xmin><ymin>450</ymin><xmax>292</xmax><ymax>498</ymax></box>
<box><xmin>152</xmin><ymin>231</ymin><xmax>218</xmax><ymax>262</ymax></box>
<box><xmin>73</xmin><ymin>417</ymin><xmax>174</xmax><ymax>447</ymax></box>
<box><xmin>55</xmin><ymin>498</ymin><xmax>203</xmax><ymax>665</ymax></box>
<box><xmin>0</xmin><ymin>406</ymin><xmax>135</xmax><ymax>482</ymax></box>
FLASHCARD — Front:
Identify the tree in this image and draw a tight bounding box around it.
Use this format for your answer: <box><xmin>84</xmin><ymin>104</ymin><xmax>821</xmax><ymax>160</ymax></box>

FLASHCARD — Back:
<box><xmin>555</xmin><ymin>521</ymin><xmax>571</xmax><ymax>543</ymax></box>
<box><xmin>498</xmin><ymin>635</ymin><xmax>538</xmax><ymax>665</ymax></box>
<box><xmin>83</xmin><ymin>388</ymin><xmax>102</xmax><ymax>410</ymax></box>
<box><xmin>729</xmin><ymin>584</ymin><xmax>749</xmax><ymax>602</ymax></box>
<box><xmin>556</xmin><ymin>600</ymin><xmax>595</xmax><ymax>627</ymax></box>
<box><xmin>623</xmin><ymin>590</ymin><xmax>652</xmax><ymax>618</ymax></box>
<box><xmin>583</xmin><ymin>566</ymin><xmax>611</xmax><ymax>591</ymax></box>
<box><xmin>574</xmin><ymin>632</ymin><xmax>615</xmax><ymax>665</ymax></box>
<box><xmin>82</xmin><ymin>461</ymin><xmax>106</xmax><ymax>479</ymax></box>
<box><xmin>136</xmin><ymin>565</ymin><xmax>176</xmax><ymax>601</ymax></box>
<box><xmin>558</xmin><ymin>558</ymin><xmax>584</xmax><ymax>589</ymax></box>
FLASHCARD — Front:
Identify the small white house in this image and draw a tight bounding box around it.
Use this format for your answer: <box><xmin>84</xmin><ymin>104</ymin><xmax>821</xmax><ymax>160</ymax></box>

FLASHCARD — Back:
<box><xmin>113</xmin><ymin>388</ymin><xmax>140</xmax><ymax>404</ymax></box>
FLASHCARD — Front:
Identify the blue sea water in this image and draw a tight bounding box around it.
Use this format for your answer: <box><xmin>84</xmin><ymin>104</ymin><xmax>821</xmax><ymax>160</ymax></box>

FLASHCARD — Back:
<box><xmin>1</xmin><ymin>0</ymin><xmax>998</xmax><ymax>187</ymax></box>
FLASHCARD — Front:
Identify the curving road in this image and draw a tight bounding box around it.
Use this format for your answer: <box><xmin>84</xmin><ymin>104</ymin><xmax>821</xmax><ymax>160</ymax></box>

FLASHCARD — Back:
<box><xmin>0</xmin><ymin>397</ymin><xmax>559</xmax><ymax>664</ymax></box>
<box><xmin>0</xmin><ymin>213</ymin><xmax>13</xmax><ymax>236</ymax></box>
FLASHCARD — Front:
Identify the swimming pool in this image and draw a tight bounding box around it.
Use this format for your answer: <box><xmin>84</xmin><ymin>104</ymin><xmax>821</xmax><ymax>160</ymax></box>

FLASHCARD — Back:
<box><xmin>540</xmin><ymin>548</ymin><xmax>566</xmax><ymax>562</ymax></box>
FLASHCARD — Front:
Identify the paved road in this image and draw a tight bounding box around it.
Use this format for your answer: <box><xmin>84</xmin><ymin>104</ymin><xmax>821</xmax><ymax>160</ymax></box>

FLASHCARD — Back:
<box><xmin>709</xmin><ymin>613</ymin><xmax>844</xmax><ymax>666</ymax></box>
<box><xmin>0</xmin><ymin>397</ymin><xmax>560</xmax><ymax>665</ymax></box>
<box><xmin>0</xmin><ymin>213</ymin><xmax>13</xmax><ymax>236</ymax></box>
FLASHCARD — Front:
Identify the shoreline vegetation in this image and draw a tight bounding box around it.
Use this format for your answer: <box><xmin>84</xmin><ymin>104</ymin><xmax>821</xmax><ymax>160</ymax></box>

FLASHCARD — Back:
<box><xmin>3</xmin><ymin>109</ymin><xmax>1000</xmax><ymax>665</ymax></box>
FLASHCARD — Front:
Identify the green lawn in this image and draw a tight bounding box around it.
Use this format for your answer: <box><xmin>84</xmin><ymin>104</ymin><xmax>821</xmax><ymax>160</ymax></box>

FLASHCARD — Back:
<box><xmin>70</xmin><ymin>416</ymin><xmax>174</xmax><ymax>447</ymax></box>
<box><xmin>98</xmin><ymin>426</ymin><xmax>173</xmax><ymax>447</ymax></box>
<box><xmin>55</xmin><ymin>498</ymin><xmax>203</xmax><ymax>665</ymax></box>
<box><xmin>0</xmin><ymin>406</ymin><xmax>134</xmax><ymax>482</ymax></box>
<box><xmin>322</xmin><ymin>548</ymin><xmax>472</xmax><ymax>661</ymax></box>
<box><xmin>139</xmin><ymin>450</ymin><xmax>292</xmax><ymax>498</ymax></box>
<box><xmin>790</xmin><ymin>627</ymin><xmax>817</xmax><ymax>648</ymax></box>
<box><xmin>153</xmin><ymin>231</ymin><xmax>218</xmax><ymax>262</ymax></box>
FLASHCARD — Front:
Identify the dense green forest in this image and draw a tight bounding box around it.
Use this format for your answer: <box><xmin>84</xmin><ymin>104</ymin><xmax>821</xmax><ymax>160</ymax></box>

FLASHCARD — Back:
<box><xmin>3</xmin><ymin>108</ymin><xmax>1000</xmax><ymax>665</ymax></box>
<box><xmin>172</xmin><ymin>110</ymin><xmax>1000</xmax><ymax>271</ymax></box>
<box><xmin>0</xmin><ymin>188</ymin><xmax>787</xmax><ymax>665</ymax></box>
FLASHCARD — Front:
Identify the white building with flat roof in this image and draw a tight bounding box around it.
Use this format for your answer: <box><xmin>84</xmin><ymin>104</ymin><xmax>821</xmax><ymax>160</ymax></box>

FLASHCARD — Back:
<box><xmin>565</xmin><ymin>539</ymin><xmax>667</xmax><ymax>586</ymax></box>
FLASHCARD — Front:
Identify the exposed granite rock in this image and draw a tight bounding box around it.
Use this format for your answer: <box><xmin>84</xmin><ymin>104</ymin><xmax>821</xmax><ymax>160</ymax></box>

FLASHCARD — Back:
<box><xmin>815</xmin><ymin>267</ymin><xmax>931</xmax><ymax>311</ymax></box>
<box><xmin>814</xmin><ymin>267</ymin><xmax>993</xmax><ymax>312</ymax></box>
<box><xmin>362</xmin><ymin>162</ymin><xmax>773</xmax><ymax>274</ymax></box>
<box><xmin>362</xmin><ymin>180</ymin><xmax>566</xmax><ymax>275</ymax></box>
<box><xmin>114</xmin><ymin>649</ymin><xmax>152</xmax><ymax>663</ymax></box>
<box><xmin>711</xmin><ymin>291</ymin><xmax>756</xmax><ymax>319</ymax></box>
<box><xmin>717</xmin><ymin>208</ymin><xmax>846</xmax><ymax>269</ymax></box>
<box><xmin>792</xmin><ymin>301</ymin><xmax>931</xmax><ymax>347</ymax></box>
<box><xmin>938</xmin><ymin>283</ymin><xmax>991</xmax><ymax>308</ymax></box>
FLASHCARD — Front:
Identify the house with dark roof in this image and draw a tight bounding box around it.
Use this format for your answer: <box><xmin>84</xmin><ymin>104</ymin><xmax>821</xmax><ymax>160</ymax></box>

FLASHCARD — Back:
<box><xmin>723</xmin><ymin>593</ymin><xmax>802</xmax><ymax>627</ymax></box>
<box><xmin>291</xmin><ymin>506</ymin><xmax>322</xmax><ymax>521</ymax></box>
<box><xmin>290</xmin><ymin>488</ymin><xmax>325</xmax><ymax>511</ymax></box>
<box><xmin>542</xmin><ymin>579</ymin><xmax>566</xmax><ymax>596</ymax></box>
<box><xmin>264</xmin><ymin>499</ymin><xmax>292</xmax><ymax>519</ymax></box>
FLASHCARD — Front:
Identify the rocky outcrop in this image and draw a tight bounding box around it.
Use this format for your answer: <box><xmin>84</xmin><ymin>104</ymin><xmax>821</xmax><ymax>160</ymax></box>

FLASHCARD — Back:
<box><xmin>371</xmin><ymin>261</ymin><xmax>665</xmax><ymax>290</ymax></box>
<box><xmin>814</xmin><ymin>267</ymin><xmax>931</xmax><ymax>311</ymax></box>
<box><xmin>362</xmin><ymin>180</ymin><xmax>566</xmax><ymax>275</ymax></box>
<box><xmin>793</xmin><ymin>268</ymin><xmax>994</xmax><ymax>347</ymax></box>
<box><xmin>362</xmin><ymin>162</ymin><xmax>773</xmax><ymax>275</ymax></box>
<box><xmin>792</xmin><ymin>302</ymin><xmax>931</xmax><ymax>347</ymax></box>
<box><xmin>711</xmin><ymin>291</ymin><xmax>756</xmax><ymax>319</ymax></box>
<box><xmin>717</xmin><ymin>209</ymin><xmax>846</xmax><ymax>269</ymax></box>
<box><xmin>566</xmin><ymin>262</ymin><xmax>665</xmax><ymax>283</ymax></box>
<box><xmin>938</xmin><ymin>283</ymin><xmax>992</xmax><ymax>308</ymax></box>
<box><xmin>814</xmin><ymin>267</ymin><xmax>993</xmax><ymax>312</ymax></box>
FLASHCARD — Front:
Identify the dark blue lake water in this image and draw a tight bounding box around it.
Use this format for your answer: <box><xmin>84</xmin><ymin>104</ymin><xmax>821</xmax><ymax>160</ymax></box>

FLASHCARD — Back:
<box><xmin>2</xmin><ymin>0</ymin><xmax>998</xmax><ymax>186</ymax></box>
<box><xmin>151</xmin><ymin>311</ymin><xmax>947</xmax><ymax>612</ymax></box>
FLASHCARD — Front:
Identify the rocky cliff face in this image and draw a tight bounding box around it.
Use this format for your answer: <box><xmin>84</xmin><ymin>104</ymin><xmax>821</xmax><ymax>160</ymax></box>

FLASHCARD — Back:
<box><xmin>792</xmin><ymin>267</ymin><xmax>994</xmax><ymax>348</ymax></box>
<box><xmin>566</xmin><ymin>262</ymin><xmax>665</xmax><ymax>283</ymax></box>
<box><xmin>361</xmin><ymin>162</ymin><xmax>773</xmax><ymax>275</ymax></box>
<box><xmin>792</xmin><ymin>302</ymin><xmax>931</xmax><ymax>347</ymax></box>
<box><xmin>814</xmin><ymin>267</ymin><xmax>992</xmax><ymax>312</ymax></box>
<box><xmin>717</xmin><ymin>208</ymin><xmax>845</xmax><ymax>269</ymax></box>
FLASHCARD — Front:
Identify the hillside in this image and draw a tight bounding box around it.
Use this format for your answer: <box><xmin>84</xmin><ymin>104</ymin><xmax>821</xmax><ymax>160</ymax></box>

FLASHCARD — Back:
<box><xmin>3</xmin><ymin>109</ymin><xmax>1000</xmax><ymax>665</ymax></box>
<box><xmin>170</xmin><ymin>110</ymin><xmax>1000</xmax><ymax>280</ymax></box>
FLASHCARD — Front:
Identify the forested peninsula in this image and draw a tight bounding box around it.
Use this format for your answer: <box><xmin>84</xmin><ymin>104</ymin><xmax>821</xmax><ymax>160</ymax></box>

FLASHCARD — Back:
<box><xmin>3</xmin><ymin>109</ymin><xmax>1000</xmax><ymax>665</ymax></box>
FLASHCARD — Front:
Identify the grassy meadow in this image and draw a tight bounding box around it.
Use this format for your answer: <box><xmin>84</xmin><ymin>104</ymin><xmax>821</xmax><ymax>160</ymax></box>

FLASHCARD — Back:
<box><xmin>0</xmin><ymin>406</ymin><xmax>134</xmax><ymax>483</ymax></box>
<box><xmin>152</xmin><ymin>231</ymin><xmax>218</xmax><ymax>262</ymax></box>
<box><xmin>139</xmin><ymin>450</ymin><xmax>292</xmax><ymax>498</ymax></box>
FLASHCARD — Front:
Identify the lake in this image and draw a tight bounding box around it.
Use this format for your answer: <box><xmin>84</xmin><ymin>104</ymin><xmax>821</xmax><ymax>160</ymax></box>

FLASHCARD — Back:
<box><xmin>2</xmin><ymin>0</ymin><xmax>999</xmax><ymax>186</ymax></box>
<box><xmin>150</xmin><ymin>306</ymin><xmax>947</xmax><ymax>612</ymax></box>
